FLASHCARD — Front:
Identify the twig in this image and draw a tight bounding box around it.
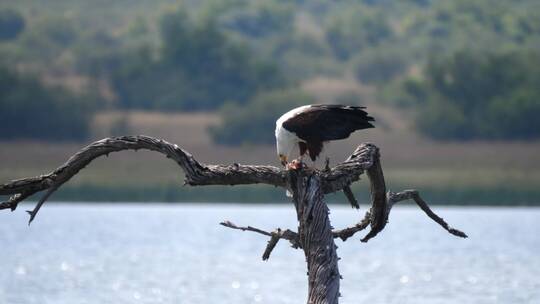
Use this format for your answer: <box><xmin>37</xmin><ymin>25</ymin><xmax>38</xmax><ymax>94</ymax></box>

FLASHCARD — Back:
<box><xmin>220</xmin><ymin>220</ymin><xmax>273</xmax><ymax>237</ymax></box>
<box><xmin>26</xmin><ymin>184</ymin><xmax>60</xmax><ymax>224</ymax></box>
<box><xmin>332</xmin><ymin>211</ymin><xmax>371</xmax><ymax>241</ymax></box>
<box><xmin>220</xmin><ymin>220</ymin><xmax>300</xmax><ymax>260</ymax></box>
<box><xmin>0</xmin><ymin>192</ymin><xmax>32</xmax><ymax>211</ymax></box>
<box><xmin>342</xmin><ymin>185</ymin><xmax>359</xmax><ymax>209</ymax></box>
<box><xmin>324</xmin><ymin>157</ymin><xmax>331</xmax><ymax>172</ymax></box>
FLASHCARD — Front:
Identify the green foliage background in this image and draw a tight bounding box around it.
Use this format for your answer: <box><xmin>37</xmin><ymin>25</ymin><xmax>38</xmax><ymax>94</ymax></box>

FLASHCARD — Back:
<box><xmin>209</xmin><ymin>89</ymin><xmax>315</xmax><ymax>145</ymax></box>
<box><xmin>413</xmin><ymin>50</ymin><xmax>540</xmax><ymax>140</ymax></box>
<box><xmin>1</xmin><ymin>0</ymin><xmax>540</xmax><ymax>141</ymax></box>
<box><xmin>0</xmin><ymin>9</ymin><xmax>25</xmax><ymax>41</ymax></box>
<box><xmin>0</xmin><ymin>66</ymin><xmax>95</xmax><ymax>141</ymax></box>
<box><xmin>110</xmin><ymin>8</ymin><xmax>286</xmax><ymax>111</ymax></box>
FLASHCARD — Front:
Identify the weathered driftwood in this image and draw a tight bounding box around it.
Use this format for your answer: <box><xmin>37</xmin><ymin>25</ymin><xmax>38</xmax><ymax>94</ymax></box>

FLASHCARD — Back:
<box><xmin>0</xmin><ymin>135</ymin><xmax>466</xmax><ymax>304</ymax></box>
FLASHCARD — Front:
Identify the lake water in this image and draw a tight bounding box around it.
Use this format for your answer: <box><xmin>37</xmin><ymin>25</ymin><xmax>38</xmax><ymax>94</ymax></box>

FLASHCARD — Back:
<box><xmin>0</xmin><ymin>204</ymin><xmax>538</xmax><ymax>304</ymax></box>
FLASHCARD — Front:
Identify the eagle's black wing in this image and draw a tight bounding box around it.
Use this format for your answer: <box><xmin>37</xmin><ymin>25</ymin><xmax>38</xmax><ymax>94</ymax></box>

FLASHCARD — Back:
<box><xmin>282</xmin><ymin>105</ymin><xmax>374</xmax><ymax>142</ymax></box>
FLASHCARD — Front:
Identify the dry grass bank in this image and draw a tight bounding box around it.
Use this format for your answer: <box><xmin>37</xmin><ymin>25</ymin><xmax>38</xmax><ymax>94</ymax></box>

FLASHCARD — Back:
<box><xmin>1</xmin><ymin>75</ymin><xmax>539</xmax><ymax>202</ymax></box>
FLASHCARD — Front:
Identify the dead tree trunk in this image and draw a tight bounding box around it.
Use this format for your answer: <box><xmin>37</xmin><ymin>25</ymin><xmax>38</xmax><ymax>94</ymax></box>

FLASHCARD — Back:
<box><xmin>0</xmin><ymin>135</ymin><xmax>466</xmax><ymax>304</ymax></box>
<box><xmin>293</xmin><ymin>172</ymin><xmax>340</xmax><ymax>303</ymax></box>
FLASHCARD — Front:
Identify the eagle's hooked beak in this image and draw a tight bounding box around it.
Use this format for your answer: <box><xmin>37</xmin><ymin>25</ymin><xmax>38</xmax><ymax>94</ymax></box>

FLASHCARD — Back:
<box><xmin>279</xmin><ymin>154</ymin><xmax>288</xmax><ymax>166</ymax></box>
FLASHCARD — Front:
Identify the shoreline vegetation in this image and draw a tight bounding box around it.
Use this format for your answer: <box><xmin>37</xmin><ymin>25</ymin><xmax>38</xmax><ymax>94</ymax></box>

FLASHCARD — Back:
<box><xmin>2</xmin><ymin>111</ymin><xmax>539</xmax><ymax>206</ymax></box>
<box><xmin>16</xmin><ymin>183</ymin><xmax>540</xmax><ymax>206</ymax></box>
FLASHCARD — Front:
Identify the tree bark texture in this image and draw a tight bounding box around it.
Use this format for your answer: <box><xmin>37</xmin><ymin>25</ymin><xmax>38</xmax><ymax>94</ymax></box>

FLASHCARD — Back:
<box><xmin>291</xmin><ymin>171</ymin><xmax>340</xmax><ymax>304</ymax></box>
<box><xmin>0</xmin><ymin>135</ymin><xmax>467</xmax><ymax>304</ymax></box>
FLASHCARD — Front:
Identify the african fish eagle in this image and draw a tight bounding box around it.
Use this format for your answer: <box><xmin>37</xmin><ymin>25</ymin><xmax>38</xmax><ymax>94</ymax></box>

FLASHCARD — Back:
<box><xmin>275</xmin><ymin>104</ymin><xmax>374</xmax><ymax>168</ymax></box>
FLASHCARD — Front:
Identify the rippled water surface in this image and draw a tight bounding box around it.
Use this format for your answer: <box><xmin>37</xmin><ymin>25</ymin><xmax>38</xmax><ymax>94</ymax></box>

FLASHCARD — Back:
<box><xmin>0</xmin><ymin>204</ymin><xmax>539</xmax><ymax>304</ymax></box>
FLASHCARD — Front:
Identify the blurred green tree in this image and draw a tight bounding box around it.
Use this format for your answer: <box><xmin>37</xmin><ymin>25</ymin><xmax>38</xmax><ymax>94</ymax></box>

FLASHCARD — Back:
<box><xmin>0</xmin><ymin>66</ymin><xmax>94</xmax><ymax>141</ymax></box>
<box><xmin>325</xmin><ymin>7</ymin><xmax>392</xmax><ymax>61</ymax></box>
<box><xmin>220</xmin><ymin>2</ymin><xmax>294</xmax><ymax>38</ymax></box>
<box><xmin>354</xmin><ymin>48</ymin><xmax>407</xmax><ymax>84</ymax></box>
<box><xmin>209</xmin><ymin>89</ymin><xmax>314</xmax><ymax>145</ymax></box>
<box><xmin>0</xmin><ymin>9</ymin><xmax>25</xmax><ymax>41</ymax></box>
<box><xmin>110</xmin><ymin>8</ymin><xmax>286</xmax><ymax>111</ymax></box>
<box><xmin>412</xmin><ymin>50</ymin><xmax>540</xmax><ymax>140</ymax></box>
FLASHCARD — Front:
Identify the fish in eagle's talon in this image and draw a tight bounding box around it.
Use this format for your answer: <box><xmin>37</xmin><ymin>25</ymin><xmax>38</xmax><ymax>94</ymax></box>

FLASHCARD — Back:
<box><xmin>285</xmin><ymin>159</ymin><xmax>304</xmax><ymax>170</ymax></box>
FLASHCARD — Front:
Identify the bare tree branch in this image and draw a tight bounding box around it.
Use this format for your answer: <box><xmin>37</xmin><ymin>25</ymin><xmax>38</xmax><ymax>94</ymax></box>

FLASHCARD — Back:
<box><xmin>0</xmin><ymin>137</ymin><xmax>385</xmax><ymax>225</ymax></box>
<box><xmin>26</xmin><ymin>184</ymin><xmax>60</xmax><ymax>224</ymax></box>
<box><xmin>332</xmin><ymin>189</ymin><xmax>468</xmax><ymax>243</ymax></box>
<box><xmin>342</xmin><ymin>185</ymin><xmax>360</xmax><ymax>209</ymax></box>
<box><xmin>220</xmin><ymin>220</ymin><xmax>300</xmax><ymax>260</ymax></box>
<box><xmin>361</xmin><ymin>152</ymin><xmax>388</xmax><ymax>242</ymax></box>
<box><xmin>0</xmin><ymin>192</ymin><xmax>32</xmax><ymax>211</ymax></box>
<box><xmin>333</xmin><ymin>211</ymin><xmax>371</xmax><ymax>241</ymax></box>
<box><xmin>321</xmin><ymin>143</ymin><xmax>379</xmax><ymax>194</ymax></box>
<box><xmin>0</xmin><ymin>136</ymin><xmax>287</xmax><ymax>223</ymax></box>
<box><xmin>387</xmin><ymin>190</ymin><xmax>468</xmax><ymax>238</ymax></box>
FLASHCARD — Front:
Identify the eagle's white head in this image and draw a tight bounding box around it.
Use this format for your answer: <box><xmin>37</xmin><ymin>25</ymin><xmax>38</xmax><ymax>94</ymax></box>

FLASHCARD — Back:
<box><xmin>275</xmin><ymin>122</ymin><xmax>297</xmax><ymax>166</ymax></box>
<box><xmin>275</xmin><ymin>105</ymin><xmax>310</xmax><ymax>166</ymax></box>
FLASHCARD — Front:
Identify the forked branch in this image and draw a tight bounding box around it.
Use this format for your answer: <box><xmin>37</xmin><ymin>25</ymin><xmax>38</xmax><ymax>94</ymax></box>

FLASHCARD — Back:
<box><xmin>333</xmin><ymin>189</ymin><xmax>468</xmax><ymax>243</ymax></box>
